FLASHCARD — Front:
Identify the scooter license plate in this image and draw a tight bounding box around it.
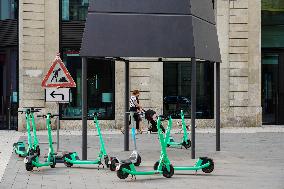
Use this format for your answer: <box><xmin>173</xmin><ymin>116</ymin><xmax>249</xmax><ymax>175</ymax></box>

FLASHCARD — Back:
<box><xmin>24</xmin><ymin>157</ymin><xmax>28</xmax><ymax>163</ymax></box>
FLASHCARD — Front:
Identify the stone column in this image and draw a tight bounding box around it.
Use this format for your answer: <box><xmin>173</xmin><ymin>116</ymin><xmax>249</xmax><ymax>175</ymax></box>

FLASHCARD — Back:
<box><xmin>18</xmin><ymin>0</ymin><xmax>59</xmax><ymax>131</ymax></box>
<box><xmin>216</xmin><ymin>0</ymin><xmax>261</xmax><ymax>127</ymax></box>
<box><xmin>216</xmin><ymin>0</ymin><xmax>230</xmax><ymax>127</ymax></box>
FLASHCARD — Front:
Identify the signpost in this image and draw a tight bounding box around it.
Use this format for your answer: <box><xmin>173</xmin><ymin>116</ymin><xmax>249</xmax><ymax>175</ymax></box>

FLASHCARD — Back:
<box><xmin>45</xmin><ymin>88</ymin><xmax>70</xmax><ymax>103</ymax></box>
<box><xmin>41</xmin><ymin>54</ymin><xmax>76</xmax><ymax>152</ymax></box>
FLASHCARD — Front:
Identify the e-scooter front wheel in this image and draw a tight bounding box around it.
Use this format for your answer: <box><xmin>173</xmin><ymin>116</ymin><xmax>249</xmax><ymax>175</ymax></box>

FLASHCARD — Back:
<box><xmin>24</xmin><ymin>156</ymin><xmax>35</xmax><ymax>171</ymax></box>
<box><xmin>25</xmin><ymin>163</ymin><xmax>33</xmax><ymax>171</ymax></box>
<box><xmin>104</xmin><ymin>156</ymin><xmax>110</xmax><ymax>168</ymax></box>
<box><xmin>153</xmin><ymin>161</ymin><xmax>159</xmax><ymax>170</ymax></box>
<box><xmin>36</xmin><ymin>146</ymin><xmax>40</xmax><ymax>156</ymax></box>
<box><xmin>63</xmin><ymin>154</ymin><xmax>73</xmax><ymax>167</ymax></box>
<box><xmin>133</xmin><ymin>154</ymin><xmax>141</xmax><ymax>166</ymax></box>
<box><xmin>110</xmin><ymin>158</ymin><xmax>119</xmax><ymax>171</ymax></box>
<box><xmin>182</xmin><ymin>139</ymin><xmax>191</xmax><ymax>149</ymax></box>
<box><xmin>50</xmin><ymin>157</ymin><xmax>56</xmax><ymax>168</ymax></box>
<box><xmin>117</xmin><ymin>164</ymin><xmax>131</xmax><ymax>179</ymax></box>
<box><xmin>162</xmin><ymin>164</ymin><xmax>174</xmax><ymax>178</ymax></box>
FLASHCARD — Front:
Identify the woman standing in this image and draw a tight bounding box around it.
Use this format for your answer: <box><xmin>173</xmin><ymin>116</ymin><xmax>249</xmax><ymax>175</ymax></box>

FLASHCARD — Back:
<box><xmin>129</xmin><ymin>90</ymin><xmax>143</xmax><ymax>133</ymax></box>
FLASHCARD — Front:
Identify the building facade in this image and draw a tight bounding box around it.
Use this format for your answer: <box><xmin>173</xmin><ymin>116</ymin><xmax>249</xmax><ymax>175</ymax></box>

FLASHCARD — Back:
<box><xmin>0</xmin><ymin>0</ymin><xmax>282</xmax><ymax>130</ymax></box>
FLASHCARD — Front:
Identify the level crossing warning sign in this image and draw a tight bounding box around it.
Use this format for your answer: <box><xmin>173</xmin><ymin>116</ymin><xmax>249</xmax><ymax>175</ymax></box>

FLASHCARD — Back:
<box><xmin>41</xmin><ymin>55</ymin><xmax>76</xmax><ymax>88</ymax></box>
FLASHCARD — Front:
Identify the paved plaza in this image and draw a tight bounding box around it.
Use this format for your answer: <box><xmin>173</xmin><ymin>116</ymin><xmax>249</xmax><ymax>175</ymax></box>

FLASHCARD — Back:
<box><xmin>0</xmin><ymin>128</ymin><xmax>284</xmax><ymax>189</ymax></box>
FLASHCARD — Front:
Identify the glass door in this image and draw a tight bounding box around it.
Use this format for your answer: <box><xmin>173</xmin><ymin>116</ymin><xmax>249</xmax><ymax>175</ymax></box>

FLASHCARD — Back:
<box><xmin>0</xmin><ymin>52</ymin><xmax>6</xmax><ymax>129</ymax></box>
<box><xmin>262</xmin><ymin>53</ymin><xmax>279</xmax><ymax>124</ymax></box>
<box><xmin>0</xmin><ymin>49</ymin><xmax>18</xmax><ymax>130</ymax></box>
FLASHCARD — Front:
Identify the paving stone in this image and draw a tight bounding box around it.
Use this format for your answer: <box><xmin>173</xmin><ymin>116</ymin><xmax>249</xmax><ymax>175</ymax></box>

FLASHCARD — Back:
<box><xmin>0</xmin><ymin>130</ymin><xmax>284</xmax><ymax>189</ymax></box>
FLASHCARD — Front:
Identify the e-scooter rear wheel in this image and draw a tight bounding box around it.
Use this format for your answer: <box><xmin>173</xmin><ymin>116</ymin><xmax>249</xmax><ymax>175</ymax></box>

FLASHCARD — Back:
<box><xmin>162</xmin><ymin>164</ymin><xmax>174</xmax><ymax>178</ymax></box>
<box><xmin>63</xmin><ymin>154</ymin><xmax>73</xmax><ymax>167</ymax></box>
<box><xmin>201</xmin><ymin>158</ymin><xmax>214</xmax><ymax>173</ymax></box>
<box><xmin>117</xmin><ymin>164</ymin><xmax>131</xmax><ymax>179</ymax></box>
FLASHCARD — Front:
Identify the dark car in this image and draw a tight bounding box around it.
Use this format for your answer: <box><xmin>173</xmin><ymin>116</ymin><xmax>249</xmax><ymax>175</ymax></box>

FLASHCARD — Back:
<box><xmin>163</xmin><ymin>96</ymin><xmax>191</xmax><ymax>118</ymax></box>
<box><xmin>163</xmin><ymin>96</ymin><xmax>191</xmax><ymax>106</ymax></box>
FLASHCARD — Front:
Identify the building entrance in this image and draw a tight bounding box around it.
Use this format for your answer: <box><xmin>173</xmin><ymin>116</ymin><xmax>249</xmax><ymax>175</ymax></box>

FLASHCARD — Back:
<box><xmin>262</xmin><ymin>51</ymin><xmax>284</xmax><ymax>124</ymax></box>
<box><xmin>0</xmin><ymin>49</ymin><xmax>18</xmax><ymax>130</ymax></box>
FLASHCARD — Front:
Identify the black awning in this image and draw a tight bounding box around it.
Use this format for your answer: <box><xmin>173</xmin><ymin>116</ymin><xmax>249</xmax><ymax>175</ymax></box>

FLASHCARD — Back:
<box><xmin>80</xmin><ymin>0</ymin><xmax>221</xmax><ymax>62</ymax></box>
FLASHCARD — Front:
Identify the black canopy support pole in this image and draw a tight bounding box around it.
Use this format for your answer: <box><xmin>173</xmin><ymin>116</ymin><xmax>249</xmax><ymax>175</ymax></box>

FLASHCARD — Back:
<box><xmin>216</xmin><ymin>62</ymin><xmax>221</xmax><ymax>151</ymax></box>
<box><xmin>82</xmin><ymin>57</ymin><xmax>88</xmax><ymax>160</ymax></box>
<box><xmin>124</xmin><ymin>60</ymin><xmax>130</xmax><ymax>151</ymax></box>
<box><xmin>191</xmin><ymin>58</ymin><xmax>196</xmax><ymax>159</ymax></box>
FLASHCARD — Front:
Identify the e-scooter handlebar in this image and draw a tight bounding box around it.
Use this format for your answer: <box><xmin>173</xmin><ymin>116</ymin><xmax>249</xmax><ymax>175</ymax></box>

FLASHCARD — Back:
<box><xmin>87</xmin><ymin>112</ymin><xmax>102</xmax><ymax>118</ymax></box>
<box><xmin>37</xmin><ymin>114</ymin><xmax>59</xmax><ymax>118</ymax></box>
<box><xmin>18</xmin><ymin>108</ymin><xmax>41</xmax><ymax>114</ymax></box>
<box><xmin>158</xmin><ymin>115</ymin><xmax>170</xmax><ymax>121</ymax></box>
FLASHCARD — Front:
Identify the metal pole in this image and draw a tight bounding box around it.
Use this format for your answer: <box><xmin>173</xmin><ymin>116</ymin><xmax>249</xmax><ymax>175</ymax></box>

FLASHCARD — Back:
<box><xmin>8</xmin><ymin>97</ymin><xmax>11</xmax><ymax>130</ymax></box>
<box><xmin>191</xmin><ymin>58</ymin><xmax>196</xmax><ymax>159</ymax></box>
<box><xmin>124</xmin><ymin>60</ymin><xmax>130</xmax><ymax>151</ymax></box>
<box><xmin>82</xmin><ymin>57</ymin><xmax>88</xmax><ymax>160</ymax></box>
<box><xmin>216</xmin><ymin>62</ymin><xmax>221</xmax><ymax>151</ymax></box>
<box><xmin>56</xmin><ymin>102</ymin><xmax>60</xmax><ymax>152</ymax></box>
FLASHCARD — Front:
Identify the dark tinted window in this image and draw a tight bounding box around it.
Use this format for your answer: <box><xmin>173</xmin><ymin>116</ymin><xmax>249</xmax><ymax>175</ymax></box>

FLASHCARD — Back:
<box><xmin>61</xmin><ymin>48</ymin><xmax>115</xmax><ymax>120</ymax></box>
<box><xmin>61</xmin><ymin>0</ymin><xmax>89</xmax><ymax>21</ymax></box>
<box><xmin>0</xmin><ymin>0</ymin><xmax>18</xmax><ymax>20</ymax></box>
<box><xmin>163</xmin><ymin>62</ymin><xmax>214</xmax><ymax>119</ymax></box>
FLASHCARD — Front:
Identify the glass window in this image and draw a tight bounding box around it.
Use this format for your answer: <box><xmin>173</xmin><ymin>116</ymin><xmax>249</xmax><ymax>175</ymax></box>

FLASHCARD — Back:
<box><xmin>61</xmin><ymin>48</ymin><xmax>115</xmax><ymax>119</ymax></box>
<box><xmin>163</xmin><ymin>62</ymin><xmax>214</xmax><ymax>119</ymax></box>
<box><xmin>0</xmin><ymin>0</ymin><xmax>18</xmax><ymax>20</ymax></box>
<box><xmin>62</xmin><ymin>0</ymin><xmax>89</xmax><ymax>21</ymax></box>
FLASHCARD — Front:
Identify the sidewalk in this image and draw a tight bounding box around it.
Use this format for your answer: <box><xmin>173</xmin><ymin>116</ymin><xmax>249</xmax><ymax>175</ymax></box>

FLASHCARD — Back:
<box><xmin>0</xmin><ymin>129</ymin><xmax>283</xmax><ymax>188</ymax></box>
<box><xmin>0</xmin><ymin>131</ymin><xmax>21</xmax><ymax>183</ymax></box>
<box><xmin>19</xmin><ymin>125</ymin><xmax>284</xmax><ymax>136</ymax></box>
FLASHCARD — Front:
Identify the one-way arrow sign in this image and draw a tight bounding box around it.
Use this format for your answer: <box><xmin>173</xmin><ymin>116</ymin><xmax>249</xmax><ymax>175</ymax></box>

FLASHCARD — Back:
<box><xmin>45</xmin><ymin>88</ymin><xmax>70</xmax><ymax>103</ymax></box>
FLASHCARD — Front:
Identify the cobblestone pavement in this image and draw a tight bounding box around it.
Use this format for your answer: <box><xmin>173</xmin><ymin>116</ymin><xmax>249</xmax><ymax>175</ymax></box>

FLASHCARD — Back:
<box><xmin>0</xmin><ymin>127</ymin><xmax>284</xmax><ymax>189</ymax></box>
<box><xmin>0</xmin><ymin>131</ymin><xmax>22</xmax><ymax>183</ymax></box>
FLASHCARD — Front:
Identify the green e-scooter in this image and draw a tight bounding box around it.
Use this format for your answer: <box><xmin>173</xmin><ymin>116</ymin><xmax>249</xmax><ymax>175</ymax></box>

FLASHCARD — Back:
<box><xmin>116</xmin><ymin>116</ymin><xmax>174</xmax><ymax>180</ymax></box>
<box><xmin>165</xmin><ymin>110</ymin><xmax>191</xmax><ymax>149</ymax></box>
<box><xmin>63</xmin><ymin>113</ymin><xmax>117</xmax><ymax>169</ymax></box>
<box><xmin>156</xmin><ymin>116</ymin><xmax>214</xmax><ymax>174</ymax></box>
<box><xmin>24</xmin><ymin>113</ymin><xmax>57</xmax><ymax>171</ymax></box>
<box><xmin>13</xmin><ymin>108</ymin><xmax>41</xmax><ymax>157</ymax></box>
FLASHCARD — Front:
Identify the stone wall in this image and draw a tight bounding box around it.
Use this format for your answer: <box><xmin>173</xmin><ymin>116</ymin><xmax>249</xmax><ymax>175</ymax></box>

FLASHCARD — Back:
<box><xmin>217</xmin><ymin>0</ymin><xmax>261</xmax><ymax>127</ymax></box>
<box><xmin>130</xmin><ymin>61</ymin><xmax>163</xmax><ymax>114</ymax></box>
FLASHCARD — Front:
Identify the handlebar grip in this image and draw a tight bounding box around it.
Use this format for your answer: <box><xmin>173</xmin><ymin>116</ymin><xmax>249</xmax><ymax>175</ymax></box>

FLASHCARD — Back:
<box><xmin>18</xmin><ymin>111</ymin><xmax>24</xmax><ymax>114</ymax></box>
<box><xmin>37</xmin><ymin>114</ymin><xmax>60</xmax><ymax>118</ymax></box>
<box><xmin>37</xmin><ymin>115</ymin><xmax>46</xmax><ymax>118</ymax></box>
<box><xmin>50</xmin><ymin>114</ymin><xmax>59</xmax><ymax>118</ymax></box>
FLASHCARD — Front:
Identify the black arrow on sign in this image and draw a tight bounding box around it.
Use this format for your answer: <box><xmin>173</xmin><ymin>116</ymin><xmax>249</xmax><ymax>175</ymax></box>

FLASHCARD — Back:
<box><xmin>50</xmin><ymin>91</ymin><xmax>64</xmax><ymax>100</ymax></box>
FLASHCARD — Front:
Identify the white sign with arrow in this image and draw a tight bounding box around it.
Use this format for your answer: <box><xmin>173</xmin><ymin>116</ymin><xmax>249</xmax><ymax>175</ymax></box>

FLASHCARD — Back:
<box><xmin>45</xmin><ymin>88</ymin><xmax>70</xmax><ymax>103</ymax></box>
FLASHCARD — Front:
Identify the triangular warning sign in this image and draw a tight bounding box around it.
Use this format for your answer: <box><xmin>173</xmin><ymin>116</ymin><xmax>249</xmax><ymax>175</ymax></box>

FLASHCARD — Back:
<box><xmin>42</xmin><ymin>55</ymin><xmax>76</xmax><ymax>88</ymax></box>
